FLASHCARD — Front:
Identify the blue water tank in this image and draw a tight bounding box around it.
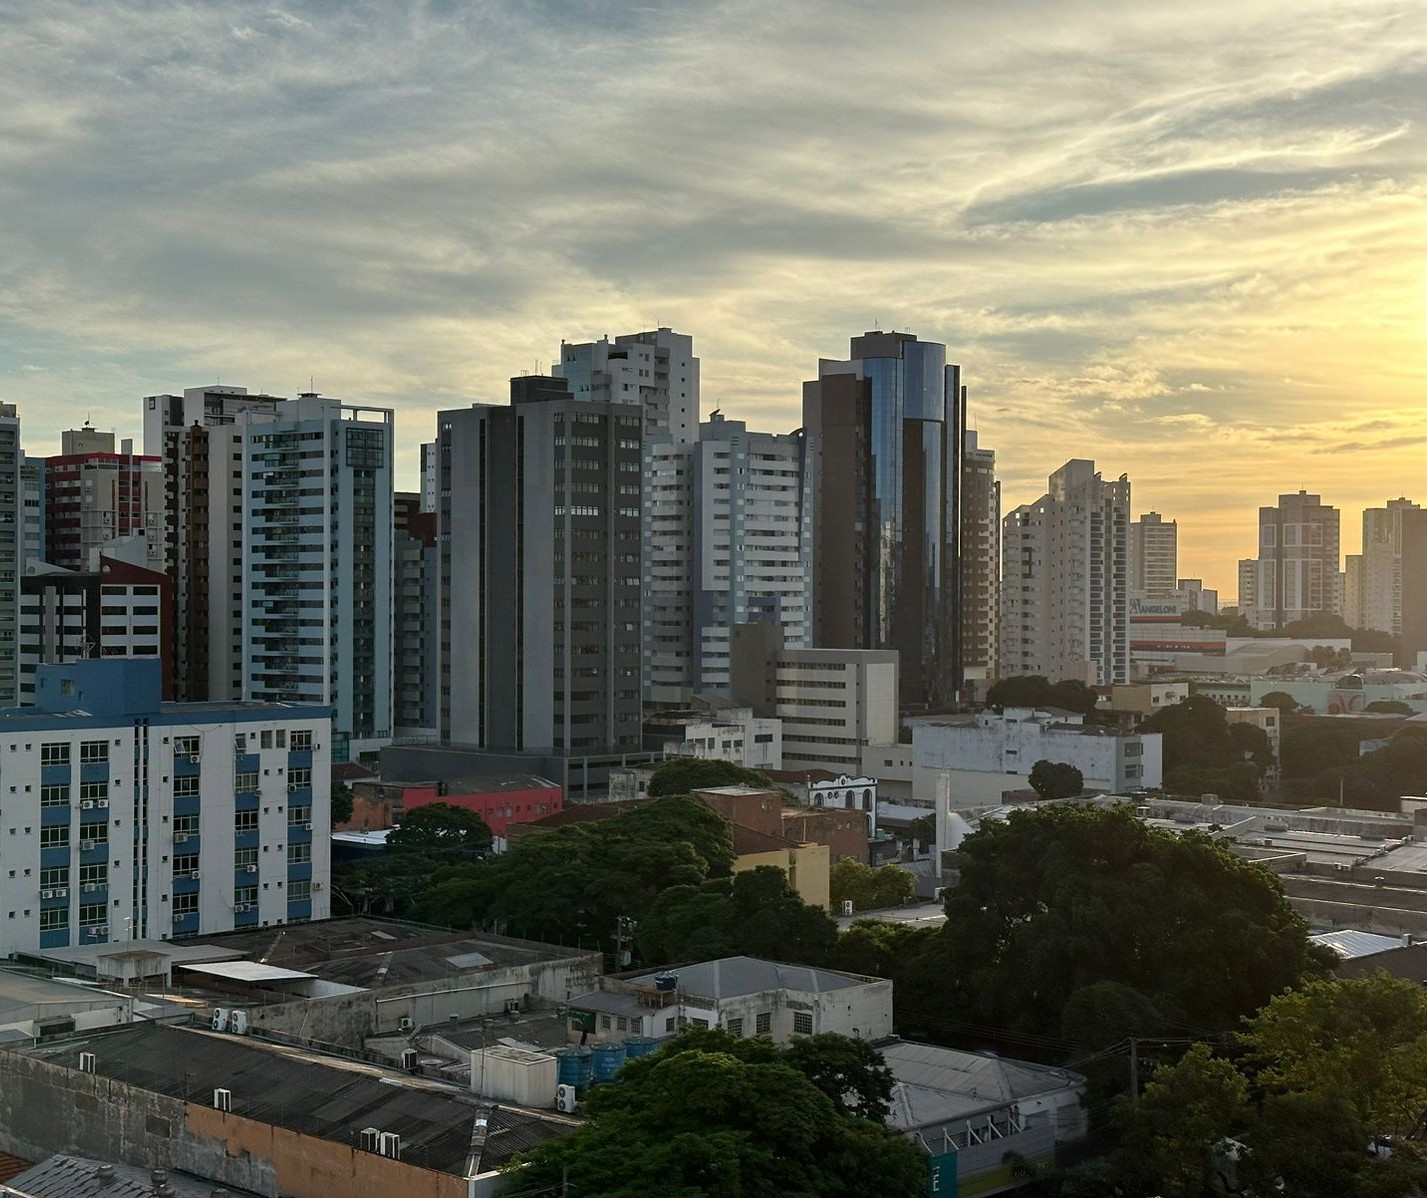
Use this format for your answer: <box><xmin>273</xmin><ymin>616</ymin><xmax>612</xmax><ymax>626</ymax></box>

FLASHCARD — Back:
<box><xmin>623</xmin><ymin>1035</ymin><xmax>658</xmax><ymax>1059</ymax></box>
<box><xmin>653</xmin><ymin>971</ymin><xmax>679</xmax><ymax>992</ymax></box>
<box><xmin>555</xmin><ymin>1047</ymin><xmax>593</xmax><ymax>1089</ymax></box>
<box><xmin>591</xmin><ymin>1041</ymin><xmax>627</xmax><ymax>1083</ymax></box>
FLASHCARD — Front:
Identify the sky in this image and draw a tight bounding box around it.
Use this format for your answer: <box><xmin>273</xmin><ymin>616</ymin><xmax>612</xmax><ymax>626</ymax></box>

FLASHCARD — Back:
<box><xmin>2</xmin><ymin>1</ymin><xmax>1426</xmax><ymax>600</ymax></box>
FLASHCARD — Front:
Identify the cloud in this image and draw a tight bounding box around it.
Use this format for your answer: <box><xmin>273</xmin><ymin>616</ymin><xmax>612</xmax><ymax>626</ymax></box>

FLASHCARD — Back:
<box><xmin>0</xmin><ymin>0</ymin><xmax>1426</xmax><ymax>596</ymax></box>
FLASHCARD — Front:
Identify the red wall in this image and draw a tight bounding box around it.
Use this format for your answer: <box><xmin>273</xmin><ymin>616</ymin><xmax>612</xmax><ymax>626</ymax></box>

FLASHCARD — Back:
<box><xmin>403</xmin><ymin>787</ymin><xmax>563</xmax><ymax>837</ymax></box>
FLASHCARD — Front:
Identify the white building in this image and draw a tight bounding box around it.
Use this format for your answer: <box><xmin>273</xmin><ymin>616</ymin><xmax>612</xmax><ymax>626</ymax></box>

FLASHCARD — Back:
<box><xmin>238</xmin><ymin>395</ymin><xmax>394</xmax><ymax>756</ymax></box>
<box><xmin>645</xmin><ymin>707</ymin><xmax>783</xmax><ymax>771</ymax></box>
<box><xmin>567</xmin><ymin>956</ymin><xmax>892</xmax><ymax>1045</ymax></box>
<box><xmin>0</xmin><ymin>658</ymin><xmax>330</xmax><ymax>956</ymax></box>
<box><xmin>960</xmin><ymin>430</ymin><xmax>1000</xmax><ymax>680</ymax></box>
<box><xmin>912</xmin><ymin>707</ymin><xmax>1162</xmax><ymax>807</ymax></box>
<box><xmin>1000</xmin><ymin>460</ymin><xmax>1131</xmax><ymax>686</ymax></box>
<box><xmin>807</xmin><ymin>774</ymin><xmax>878</xmax><ymax>834</ymax></box>
<box><xmin>0</xmin><ymin>405</ymin><xmax>20</xmax><ymax>707</ymax></box>
<box><xmin>555</xmin><ymin>327</ymin><xmax>699</xmax><ymax>446</ymax></box>
<box><xmin>644</xmin><ymin>414</ymin><xmax>811</xmax><ymax>701</ymax></box>
<box><xmin>731</xmin><ymin>625</ymin><xmax>900</xmax><ymax>776</ymax></box>
<box><xmin>1130</xmin><ymin>512</ymin><xmax>1177</xmax><ymax>597</ymax></box>
<box><xmin>1344</xmin><ymin>498</ymin><xmax>1419</xmax><ymax>634</ymax></box>
<box><xmin>1240</xmin><ymin>491</ymin><xmax>1341</xmax><ymax>630</ymax></box>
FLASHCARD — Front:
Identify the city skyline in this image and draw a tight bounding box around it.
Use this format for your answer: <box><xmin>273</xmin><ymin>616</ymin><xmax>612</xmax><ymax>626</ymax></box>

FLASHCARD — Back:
<box><xmin>2</xmin><ymin>1</ymin><xmax>1426</xmax><ymax>598</ymax></box>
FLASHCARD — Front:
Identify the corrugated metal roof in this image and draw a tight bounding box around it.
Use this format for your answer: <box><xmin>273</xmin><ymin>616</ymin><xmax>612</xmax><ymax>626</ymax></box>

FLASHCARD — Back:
<box><xmin>4</xmin><ymin>1153</ymin><xmax>261</xmax><ymax>1197</ymax></box>
<box><xmin>625</xmin><ymin>956</ymin><xmax>871</xmax><ymax>999</ymax></box>
<box><xmin>1310</xmin><ymin>929</ymin><xmax>1406</xmax><ymax>959</ymax></box>
<box><xmin>880</xmin><ymin>1039</ymin><xmax>1084</xmax><ymax>1130</ymax></box>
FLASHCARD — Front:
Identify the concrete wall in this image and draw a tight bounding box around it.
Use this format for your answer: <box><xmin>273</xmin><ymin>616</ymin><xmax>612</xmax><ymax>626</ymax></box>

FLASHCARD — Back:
<box><xmin>0</xmin><ymin>1049</ymin><xmax>466</xmax><ymax>1198</ymax></box>
<box><xmin>244</xmin><ymin>952</ymin><xmax>602</xmax><ymax>1047</ymax></box>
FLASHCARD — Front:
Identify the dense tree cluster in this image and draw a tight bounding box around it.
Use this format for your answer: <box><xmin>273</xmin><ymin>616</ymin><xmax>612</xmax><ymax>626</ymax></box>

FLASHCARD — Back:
<box><xmin>1028</xmin><ymin>759</ymin><xmax>1084</xmax><ymax>800</ymax></box>
<box><xmin>514</xmin><ymin>1030</ymin><xmax>925</xmax><ymax>1198</ymax></box>
<box><xmin>646</xmin><ymin>757</ymin><xmax>775</xmax><ymax>797</ymax></box>
<box><xmin>1138</xmin><ymin>694</ymin><xmax>1272</xmax><ymax>801</ymax></box>
<box><xmin>1283</xmin><ymin>724</ymin><xmax>1427</xmax><ymax>811</ymax></box>
<box><xmin>829</xmin><ymin>858</ymin><xmax>916</xmax><ymax>912</ymax></box>
<box><xmin>986</xmin><ymin>675</ymin><xmax>1100</xmax><ymax>716</ymax></box>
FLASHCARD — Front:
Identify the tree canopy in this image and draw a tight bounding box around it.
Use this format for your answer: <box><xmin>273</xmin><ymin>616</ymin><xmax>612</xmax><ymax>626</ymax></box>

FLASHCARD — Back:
<box><xmin>1260</xmin><ymin>690</ymin><xmax>1305</xmax><ymax>715</ymax></box>
<box><xmin>829</xmin><ymin>859</ymin><xmax>916</xmax><ymax>912</ymax></box>
<box><xmin>512</xmin><ymin>1035</ymin><xmax>925</xmax><ymax>1198</ymax></box>
<box><xmin>986</xmin><ymin>675</ymin><xmax>1099</xmax><ymax>716</ymax></box>
<box><xmin>386</xmin><ymin>802</ymin><xmax>493</xmax><ymax>852</ymax></box>
<box><xmin>1139</xmin><ymin>695</ymin><xmax>1271</xmax><ymax>801</ymax></box>
<box><xmin>647</xmin><ymin>757</ymin><xmax>774</xmax><ymax>797</ymax></box>
<box><xmin>1285</xmin><ymin>725</ymin><xmax>1427</xmax><ymax>811</ymax></box>
<box><xmin>1029</xmin><ymin>759</ymin><xmax>1084</xmax><ymax>801</ymax></box>
<box><xmin>935</xmin><ymin>805</ymin><xmax>1329</xmax><ymax>1043</ymax></box>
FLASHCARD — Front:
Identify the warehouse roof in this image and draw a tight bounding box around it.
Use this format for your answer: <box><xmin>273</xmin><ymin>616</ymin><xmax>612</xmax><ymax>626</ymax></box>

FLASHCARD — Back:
<box><xmin>624</xmin><ymin>956</ymin><xmax>875</xmax><ymax>999</ymax></box>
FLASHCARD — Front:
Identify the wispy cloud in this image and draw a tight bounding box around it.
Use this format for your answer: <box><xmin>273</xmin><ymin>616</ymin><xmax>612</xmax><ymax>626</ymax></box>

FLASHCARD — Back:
<box><xmin>1</xmin><ymin>0</ymin><xmax>1426</xmax><ymax>594</ymax></box>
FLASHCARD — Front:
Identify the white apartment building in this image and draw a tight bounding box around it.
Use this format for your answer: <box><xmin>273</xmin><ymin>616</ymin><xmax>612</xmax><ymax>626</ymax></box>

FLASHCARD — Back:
<box><xmin>961</xmin><ymin>430</ymin><xmax>1000</xmax><ymax>679</ymax></box>
<box><xmin>912</xmin><ymin>707</ymin><xmax>1162</xmax><ymax>807</ymax></box>
<box><xmin>1130</xmin><ymin>512</ymin><xmax>1177</xmax><ymax>597</ymax></box>
<box><xmin>238</xmin><ymin>395</ymin><xmax>394</xmax><ymax>756</ymax></box>
<box><xmin>1239</xmin><ymin>491</ymin><xmax>1341</xmax><ymax>630</ymax></box>
<box><xmin>644</xmin><ymin>414</ymin><xmax>810</xmax><ymax>701</ymax></box>
<box><xmin>555</xmin><ymin>327</ymin><xmax>699</xmax><ymax>445</ymax></box>
<box><xmin>0</xmin><ymin>659</ymin><xmax>330</xmax><ymax>956</ymax></box>
<box><xmin>645</xmin><ymin>707</ymin><xmax>783</xmax><ymax>771</ymax></box>
<box><xmin>0</xmin><ymin>406</ymin><xmax>20</xmax><ymax>706</ymax></box>
<box><xmin>1344</xmin><ymin>498</ymin><xmax>1419</xmax><ymax>634</ymax></box>
<box><xmin>1000</xmin><ymin>460</ymin><xmax>1130</xmax><ymax>686</ymax></box>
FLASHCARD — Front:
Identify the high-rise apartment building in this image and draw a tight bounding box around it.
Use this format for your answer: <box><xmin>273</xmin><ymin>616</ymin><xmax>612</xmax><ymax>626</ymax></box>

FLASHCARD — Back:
<box><xmin>436</xmin><ymin>376</ymin><xmax>643</xmax><ymax>753</ymax></box>
<box><xmin>238</xmin><ymin>395</ymin><xmax>394</xmax><ymax>754</ymax></box>
<box><xmin>1240</xmin><ymin>491</ymin><xmax>1341</xmax><ymax>630</ymax></box>
<box><xmin>0</xmin><ymin>405</ymin><xmax>22</xmax><ymax>705</ymax></box>
<box><xmin>554</xmin><ymin>328</ymin><xmax>698</xmax><ymax>444</ymax></box>
<box><xmin>144</xmin><ymin>386</ymin><xmax>285</xmax><ymax>701</ymax></box>
<box><xmin>960</xmin><ymin>430</ymin><xmax>999</xmax><ymax>679</ymax></box>
<box><xmin>394</xmin><ymin>492</ymin><xmax>438</xmax><ymax>736</ymax></box>
<box><xmin>1345</xmin><ymin>498</ymin><xmax>1419</xmax><ymax>634</ymax></box>
<box><xmin>1130</xmin><ymin>512</ymin><xmax>1177</xmax><ymax>597</ymax></box>
<box><xmin>803</xmin><ymin>331</ymin><xmax>965</xmax><ymax>706</ymax></box>
<box><xmin>644</xmin><ymin>413</ymin><xmax>811</xmax><ymax>702</ymax></box>
<box><xmin>44</xmin><ymin>428</ymin><xmax>163</xmax><ymax>574</ymax></box>
<box><xmin>1000</xmin><ymin>460</ymin><xmax>1130</xmax><ymax>685</ymax></box>
<box><xmin>0</xmin><ymin>658</ymin><xmax>330</xmax><ymax>954</ymax></box>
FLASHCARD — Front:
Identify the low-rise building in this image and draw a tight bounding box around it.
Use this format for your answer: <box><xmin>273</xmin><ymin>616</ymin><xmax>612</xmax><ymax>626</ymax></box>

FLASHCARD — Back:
<box><xmin>730</xmin><ymin>823</ymin><xmax>830</xmax><ymax>908</ymax></box>
<box><xmin>567</xmin><ymin>956</ymin><xmax>892</xmax><ymax>1045</ymax></box>
<box><xmin>643</xmin><ymin>706</ymin><xmax>782</xmax><ymax>771</ymax></box>
<box><xmin>913</xmin><ymin>707</ymin><xmax>1161</xmax><ymax>807</ymax></box>
<box><xmin>0</xmin><ymin>658</ymin><xmax>330</xmax><ymax>955</ymax></box>
<box><xmin>340</xmin><ymin>775</ymin><xmax>562</xmax><ymax>838</ymax></box>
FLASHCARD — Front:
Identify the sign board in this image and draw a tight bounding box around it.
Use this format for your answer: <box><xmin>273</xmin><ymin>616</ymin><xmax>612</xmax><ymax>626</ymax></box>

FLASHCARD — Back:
<box><xmin>927</xmin><ymin>1150</ymin><xmax>958</xmax><ymax>1196</ymax></box>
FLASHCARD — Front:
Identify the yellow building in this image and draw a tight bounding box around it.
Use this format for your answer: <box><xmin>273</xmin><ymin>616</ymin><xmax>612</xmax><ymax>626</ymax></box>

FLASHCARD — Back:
<box><xmin>730</xmin><ymin>824</ymin><xmax>831</xmax><ymax>909</ymax></box>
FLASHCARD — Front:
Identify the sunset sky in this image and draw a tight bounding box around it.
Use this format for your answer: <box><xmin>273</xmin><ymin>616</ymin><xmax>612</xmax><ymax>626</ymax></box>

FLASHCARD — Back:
<box><xmin>2</xmin><ymin>1</ymin><xmax>1426</xmax><ymax>599</ymax></box>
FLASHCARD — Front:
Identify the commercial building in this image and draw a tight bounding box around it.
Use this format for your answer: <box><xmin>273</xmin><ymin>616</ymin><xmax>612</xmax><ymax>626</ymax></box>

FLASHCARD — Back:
<box><xmin>912</xmin><ymin>707</ymin><xmax>1162</xmax><ymax>807</ymax></box>
<box><xmin>643</xmin><ymin>706</ymin><xmax>783</xmax><ymax>771</ymax></box>
<box><xmin>340</xmin><ymin>775</ymin><xmax>562</xmax><ymax>838</ymax></box>
<box><xmin>0</xmin><ymin>406</ymin><xmax>21</xmax><ymax>708</ymax></box>
<box><xmin>1000</xmin><ymin>460</ymin><xmax>1131</xmax><ymax>685</ymax></box>
<box><xmin>554</xmin><ymin>326</ymin><xmax>698</xmax><ymax>445</ymax></box>
<box><xmin>1130</xmin><ymin>512</ymin><xmax>1177</xmax><ymax>597</ymax></box>
<box><xmin>960</xmin><ymin>429</ymin><xmax>999</xmax><ymax>680</ymax></box>
<box><xmin>1239</xmin><ymin>491</ymin><xmax>1341</xmax><ymax>630</ymax></box>
<box><xmin>803</xmin><ymin>331</ymin><xmax>965</xmax><ymax>706</ymax></box>
<box><xmin>436</xmin><ymin>376</ymin><xmax>643</xmax><ymax>758</ymax></box>
<box><xmin>643</xmin><ymin>413</ymin><xmax>810</xmax><ymax>701</ymax></box>
<box><xmin>1344</xmin><ymin>497</ymin><xmax>1421</xmax><ymax>634</ymax></box>
<box><xmin>43</xmin><ymin>428</ymin><xmax>163</xmax><ymax>575</ymax></box>
<box><xmin>143</xmin><ymin>385</ymin><xmax>285</xmax><ymax>702</ymax></box>
<box><xmin>238</xmin><ymin>395</ymin><xmax>394</xmax><ymax>754</ymax></box>
<box><xmin>731</xmin><ymin>622</ymin><xmax>899</xmax><ymax>775</ymax></box>
<box><xmin>567</xmin><ymin>956</ymin><xmax>893</xmax><ymax>1045</ymax></box>
<box><xmin>0</xmin><ymin>658</ymin><xmax>330</xmax><ymax>955</ymax></box>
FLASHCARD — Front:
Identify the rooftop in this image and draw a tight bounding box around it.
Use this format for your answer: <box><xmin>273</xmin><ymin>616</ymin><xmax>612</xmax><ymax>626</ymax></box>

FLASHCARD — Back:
<box><xmin>623</xmin><ymin>956</ymin><xmax>875</xmax><ymax>1000</ymax></box>
<box><xmin>879</xmin><ymin>1039</ymin><xmax>1085</xmax><ymax>1130</ymax></box>
<box><xmin>24</xmin><ymin>1024</ymin><xmax>576</xmax><ymax>1174</ymax></box>
<box><xmin>1311</xmin><ymin>929</ymin><xmax>1408</xmax><ymax>959</ymax></box>
<box><xmin>731</xmin><ymin>822</ymin><xmax>803</xmax><ymax>855</ymax></box>
<box><xmin>4</xmin><ymin>1154</ymin><xmax>263</xmax><ymax>1198</ymax></box>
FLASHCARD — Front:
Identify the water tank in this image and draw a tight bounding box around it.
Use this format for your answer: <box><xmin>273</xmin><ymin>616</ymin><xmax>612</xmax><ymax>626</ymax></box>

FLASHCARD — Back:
<box><xmin>591</xmin><ymin>1042</ymin><xmax>627</xmax><ymax>1083</ymax></box>
<box><xmin>623</xmin><ymin>1036</ymin><xmax>658</xmax><ymax>1059</ymax></box>
<box><xmin>653</xmin><ymin>971</ymin><xmax>678</xmax><ymax>992</ymax></box>
<box><xmin>555</xmin><ymin>1046</ymin><xmax>593</xmax><ymax>1089</ymax></box>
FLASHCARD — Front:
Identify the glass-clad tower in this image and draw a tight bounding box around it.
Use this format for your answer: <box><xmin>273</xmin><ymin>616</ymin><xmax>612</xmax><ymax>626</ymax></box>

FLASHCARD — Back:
<box><xmin>803</xmin><ymin>331</ymin><xmax>964</xmax><ymax>707</ymax></box>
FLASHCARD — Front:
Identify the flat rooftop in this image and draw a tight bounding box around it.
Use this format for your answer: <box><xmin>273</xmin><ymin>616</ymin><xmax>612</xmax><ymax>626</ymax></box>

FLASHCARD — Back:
<box><xmin>623</xmin><ymin>956</ymin><xmax>876</xmax><ymax>1000</ymax></box>
<box><xmin>22</xmin><ymin>1024</ymin><xmax>576</xmax><ymax>1174</ymax></box>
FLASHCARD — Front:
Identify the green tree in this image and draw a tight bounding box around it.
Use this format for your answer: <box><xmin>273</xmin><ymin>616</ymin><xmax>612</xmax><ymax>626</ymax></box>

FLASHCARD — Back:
<box><xmin>1260</xmin><ymin>689</ymin><xmax>1304</xmax><ymax>715</ymax></box>
<box><xmin>1243</xmin><ymin>973</ymin><xmax>1427</xmax><ymax>1139</ymax></box>
<box><xmin>647</xmin><ymin>757</ymin><xmax>773</xmax><ymax>797</ymax></box>
<box><xmin>1366</xmin><ymin>699</ymin><xmax>1415</xmax><ymax>715</ymax></box>
<box><xmin>1111</xmin><ymin>1044</ymin><xmax>1250</xmax><ymax>1198</ymax></box>
<box><xmin>512</xmin><ymin>1045</ymin><xmax>926</xmax><ymax>1198</ymax></box>
<box><xmin>639</xmin><ymin>866</ymin><xmax>838</xmax><ymax>966</ymax></box>
<box><xmin>330</xmin><ymin>780</ymin><xmax>354</xmax><ymax>826</ymax></box>
<box><xmin>1140</xmin><ymin>694</ymin><xmax>1272</xmax><ymax>800</ymax></box>
<box><xmin>1028</xmin><ymin>759</ymin><xmax>1084</xmax><ymax>801</ymax></box>
<box><xmin>830</xmin><ymin>859</ymin><xmax>916</xmax><ymax>912</ymax></box>
<box><xmin>1241</xmin><ymin>1089</ymin><xmax>1370</xmax><ymax>1198</ymax></box>
<box><xmin>386</xmin><ymin>802</ymin><xmax>494</xmax><ymax>852</ymax></box>
<box><xmin>937</xmin><ymin>805</ymin><xmax>1330</xmax><ymax>1044</ymax></box>
<box><xmin>986</xmin><ymin>675</ymin><xmax>1098</xmax><ymax>716</ymax></box>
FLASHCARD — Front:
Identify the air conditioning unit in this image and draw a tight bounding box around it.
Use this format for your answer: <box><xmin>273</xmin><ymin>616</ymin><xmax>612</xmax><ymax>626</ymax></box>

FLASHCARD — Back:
<box><xmin>96</xmin><ymin>799</ymin><xmax>109</xmax><ymax>809</ymax></box>
<box><xmin>79</xmin><ymin>800</ymin><xmax>94</xmax><ymax>810</ymax></box>
<box><xmin>234</xmin><ymin>904</ymin><xmax>248</xmax><ymax>913</ymax></box>
<box><xmin>84</xmin><ymin>882</ymin><xmax>100</xmax><ymax>893</ymax></box>
<box><xmin>244</xmin><ymin>865</ymin><xmax>257</xmax><ymax>875</ymax></box>
<box><xmin>190</xmin><ymin>870</ymin><xmax>201</xmax><ymax>880</ymax></box>
<box><xmin>55</xmin><ymin>887</ymin><xmax>67</xmax><ymax>898</ymax></box>
<box><xmin>173</xmin><ymin>912</ymin><xmax>185</xmax><ymax>924</ymax></box>
<box><xmin>40</xmin><ymin>889</ymin><xmax>53</xmax><ymax>900</ymax></box>
<box><xmin>840</xmin><ymin>900</ymin><xmax>854</xmax><ymax>917</ymax></box>
<box><xmin>556</xmin><ymin>1083</ymin><xmax>577</xmax><ymax>1113</ymax></box>
<box><xmin>359</xmin><ymin>1127</ymin><xmax>381</xmax><ymax>1153</ymax></box>
<box><xmin>87</xmin><ymin>925</ymin><xmax>107</xmax><ymax>938</ymax></box>
<box><xmin>304</xmin><ymin>822</ymin><xmax>313</xmax><ymax>831</ymax></box>
<box><xmin>174</xmin><ymin>833</ymin><xmax>191</xmax><ymax>844</ymax></box>
<box><xmin>231</xmin><ymin>1010</ymin><xmax>248</xmax><ymax>1034</ymax></box>
<box><xmin>78</xmin><ymin>1052</ymin><xmax>97</xmax><ymax>1074</ymax></box>
<box><xmin>398</xmin><ymin>1016</ymin><xmax>414</xmax><ymax>1033</ymax></box>
<box><xmin>288</xmin><ymin>784</ymin><xmax>298</xmax><ymax>793</ymax></box>
<box><xmin>213</xmin><ymin>1088</ymin><xmax>232</xmax><ymax>1112</ymax></box>
<box><xmin>401</xmin><ymin>1048</ymin><xmax>418</xmax><ymax>1071</ymax></box>
<box><xmin>189</xmin><ymin>755</ymin><xmax>201</xmax><ymax>765</ymax></box>
<box><xmin>504</xmin><ymin>998</ymin><xmax>520</xmax><ymax>1016</ymax></box>
<box><xmin>80</xmin><ymin>840</ymin><xmax>95</xmax><ymax>852</ymax></box>
<box><xmin>378</xmin><ymin>1132</ymin><xmax>401</xmax><ymax>1160</ymax></box>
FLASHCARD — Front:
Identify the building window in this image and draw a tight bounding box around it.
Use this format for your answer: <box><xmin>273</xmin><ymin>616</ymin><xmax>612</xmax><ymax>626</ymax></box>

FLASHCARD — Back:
<box><xmin>290</xmin><ymin>730</ymin><xmax>313</xmax><ymax>751</ymax></box>
<box><xmin>78</xmin><ymin>903</ymin><xmax>105</xmax><ymax>927</ymax></box>
<box><xmin>234</xmin><ymin>886</ymin><xmax>258</xmax><ymax>906</ymax></box>
<box><xmin>40</xmin><ymin>826</ymin><xmax>69</xmax><ymax>848</ymax></box>
<box><xmin>173</xmin><ymin>815</ymin><xmax>198</xmax><ymax>838</ymax></box>
<box><xmin>792</xmin><ymin>1012</ymin><xmax>813</xmax><ymax>1036</ymax></box>
<box><xmin>40</xmin><ymin>784</ymin><xmax>69</xmax><ymax>808</ymax></box>
<box><xmin>173</xmin><ymin>893</ymin><xmax>198</xmax><ymax>916</ymax></box>
<box><xmin>79</xmin><ymin>741</ymin><xmax>108</xmax><ymax>764</ymax></box>
<box><xmin>755</xmin><ymin>1012</ymin><xmax>771</xmax><ymax>1036</ymax></box>
<box><xmin>235</xmin><ymin>848</ymin><xmax>258</xmax><ymax>870</ymax></box>
<box><xmin>79</xmin><ymin>863</ymin><xmax>106</xmax><ymax>886</ymax></box>
<box><xmin>174</xmin><ymin>736</ymin><xmax>200</xmax><ymax>758</ymax></box>
<box><xmin>234</xmin><ymin>771</ymin><xmax>259</xmax><ymax>792</ymax></box>
<box><xmin>40</xmin><ymin>908</ymin><xmax>68</xmax><ymax>931</ymax></box>
<box><xmin>39</xmin><ymin>866</ymin><xmax>68</xmax><ymax>889</ymax></box>
<box><xmin>726</xmin><ymin>1018</ymin><xmax>744</xmax><ymax>1038</ymax></box>
<box><xmin>173</xmin><ymin>854</ymin><xmax>199</xmax><ymax>877</ymax></box>
<box><xmin>40</xmin><ymin>743</ymin><xmax>69</xmax><ymax>765</ymax></box>
<box><xmin>289</xmin><ymin>880</ymin><xmax>312</xmax><ymax>901</ymax></box>
<box><xmin>79</xmin><ymin>781</ymin><xmax>108</xmax><ymax>801</ymax></box>
<box><xmin>289</xmin><ymin>806</ymin><xmax>312</xmax><ymax>825</ymax></box>
<box><xmin>289</xmin><ymin>768</ymin><xmax>312</xmax><ymax>788</ymax></box>
<box><xmin>665</xmin><ymin>1016</ymin><xmax>676</xmax><ymax>1033</ymax></box>
<box><xmin>234</xmin><ymin>811</ymin><xmax>258</xmax><ymax>833</ymax></box>
<box><xmin>288</xmin><ymin>843</ymin><xmax>311</xmax><ymax>864</ymax></box>
<box><xmin>600</xmin><ymin>1015</ymin><xmax>611</xmax><ymax>1031</ymax></box>
<box><xmin>173</xmin><ymin>776</ymin><xmax>199</xmax><ymax>797</ymax></box>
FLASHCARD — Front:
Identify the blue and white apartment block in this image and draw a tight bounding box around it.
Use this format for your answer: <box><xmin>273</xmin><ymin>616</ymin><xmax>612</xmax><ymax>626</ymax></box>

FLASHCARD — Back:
<box><xmin>0</xmin><ymin>658</ymin><xmax>330</xmax><ymax>954</ymax></box>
